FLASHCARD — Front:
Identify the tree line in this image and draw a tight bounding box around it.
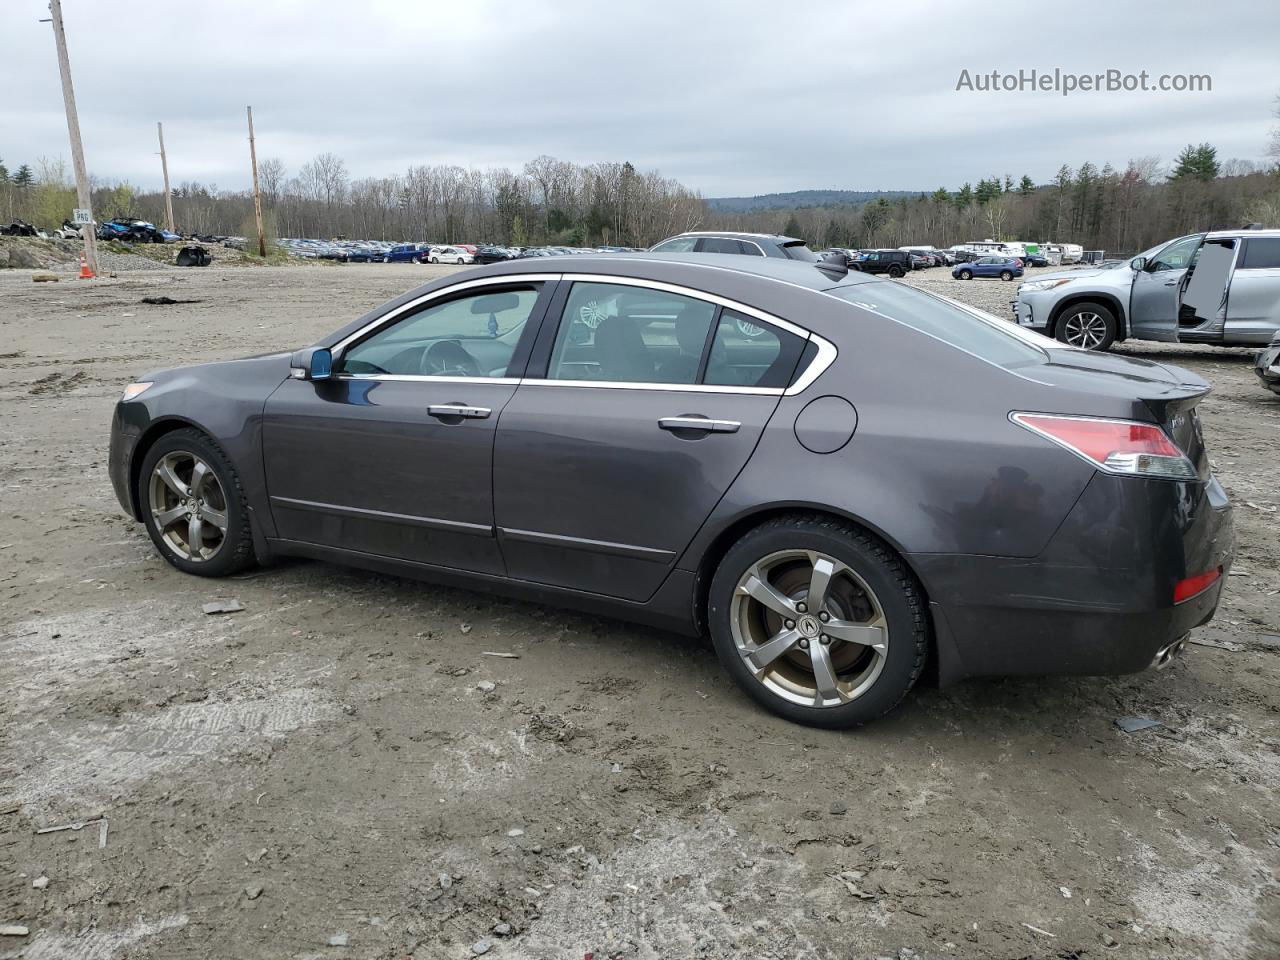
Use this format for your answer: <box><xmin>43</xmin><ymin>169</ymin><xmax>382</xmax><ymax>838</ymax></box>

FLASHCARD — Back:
<box><xmin>2</xmin><ymin>139</ymin><xmax>1278</xmax><ymax>256</ymax></box>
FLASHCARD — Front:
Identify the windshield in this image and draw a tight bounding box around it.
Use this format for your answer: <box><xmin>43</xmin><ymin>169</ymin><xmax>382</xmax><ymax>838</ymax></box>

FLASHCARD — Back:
<box><xmin>826</xmin><ymin>281</ymin><xmax>1047</xmax><ymax>369</ymax></box>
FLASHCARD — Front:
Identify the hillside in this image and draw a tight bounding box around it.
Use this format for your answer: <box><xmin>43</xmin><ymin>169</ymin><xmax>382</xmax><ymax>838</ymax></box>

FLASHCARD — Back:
<box><xmin>705</xmin><ymin>189</ymin><xmax>921</xmax><ymax>212</ymax></box>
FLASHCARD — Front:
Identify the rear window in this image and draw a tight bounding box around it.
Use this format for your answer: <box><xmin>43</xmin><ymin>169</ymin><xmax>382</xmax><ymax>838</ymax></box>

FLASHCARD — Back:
<box><xmin>827</xmin><ymin>281</ymin><xmax>1047</xmax><ymax>369</ymax></box>
<box><xmin>782</xmin><ymin>241</ymin><xmax>817</xmax><ymax>262</ymax></box>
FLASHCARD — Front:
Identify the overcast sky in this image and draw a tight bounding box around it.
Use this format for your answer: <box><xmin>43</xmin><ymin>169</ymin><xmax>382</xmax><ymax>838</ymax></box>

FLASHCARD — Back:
<box><xmin>3</xmin><ymin>0</ymin><xmax>1277</xmax><ymax>197</ymax></box>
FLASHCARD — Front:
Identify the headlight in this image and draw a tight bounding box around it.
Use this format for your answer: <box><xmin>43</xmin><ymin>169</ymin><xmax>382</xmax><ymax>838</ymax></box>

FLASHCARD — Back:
<box><xmin>1019</xmin><ymin>278</ymin><xmax>1074</xmax><ymax>293</ymax></box>
<box><xmin>121</xmin><ymin>381</ymin><xmax>153</xmax><ymax>401</ymax></box>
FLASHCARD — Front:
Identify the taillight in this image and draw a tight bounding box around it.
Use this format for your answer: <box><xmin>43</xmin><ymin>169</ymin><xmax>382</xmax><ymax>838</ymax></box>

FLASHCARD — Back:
<box><xmin>1011</xmin><ymin>413</ymin><xmax>1197</xmax><ymax>480</ymax></box>
<box><xmin>1173</xmin><ymin>567</ymin><xmax>1221</xmax><ymax>603</ymax></box>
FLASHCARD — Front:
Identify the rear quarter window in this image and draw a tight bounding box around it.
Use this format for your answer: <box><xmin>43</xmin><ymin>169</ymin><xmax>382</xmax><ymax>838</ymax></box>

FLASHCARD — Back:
<box><xmin>827</xmin><ymin>282</ymin><xmax>1046</xmax><ymax>369</ymax></box>
<box><xmin>1240</xmin><ymin>237</ymin><xmax>1280</xmax><ymax>269</ymax></box>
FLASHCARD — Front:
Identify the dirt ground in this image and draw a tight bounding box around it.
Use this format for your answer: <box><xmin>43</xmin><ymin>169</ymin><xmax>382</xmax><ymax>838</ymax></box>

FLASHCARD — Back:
<box><xmin>1</xmin><ymin>262</ymin><xmax>1276</xmax><ymax>960</ymax></box>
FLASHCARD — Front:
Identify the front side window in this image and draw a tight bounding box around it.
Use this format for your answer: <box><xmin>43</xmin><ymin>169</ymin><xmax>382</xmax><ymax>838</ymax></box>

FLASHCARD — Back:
<box><xmin>338</xmin><ymin>286</ymin><xmax>541</xmax><ymax>378</ymax></box>
<box><xmin>1147</xmin><ymin>236</ymin><xmax>1203</xmax><ymax>272</ymax></box>
<box><xmin>547</xmin><ymin>282</ymin><xmax>716</xmax><ymax>384</ymax></box>
<box><xmin>651</xmin><ymin>236</ymin><xmax>698</xmax><ymax>253</ymax></box>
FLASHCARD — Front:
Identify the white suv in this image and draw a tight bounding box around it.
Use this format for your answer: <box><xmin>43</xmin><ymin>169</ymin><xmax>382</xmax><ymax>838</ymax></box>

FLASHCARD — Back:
<box><xmin>1012</xmin><ymin>228</ymin><xmax>1280</xmax><ymax>351</ymax></box>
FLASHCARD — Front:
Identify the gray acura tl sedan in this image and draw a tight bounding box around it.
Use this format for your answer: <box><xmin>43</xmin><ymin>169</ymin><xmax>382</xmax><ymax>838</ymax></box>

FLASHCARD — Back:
<box><xmin>108</xmin><ymin>254</ymin><xmax>1234</xmax><ymax>728</ymax></box>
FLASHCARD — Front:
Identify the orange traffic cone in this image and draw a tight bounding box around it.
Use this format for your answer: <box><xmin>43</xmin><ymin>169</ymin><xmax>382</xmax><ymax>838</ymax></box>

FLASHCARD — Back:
<box><xmin>78</xmin><ymin>253</ymin><xmax>95</xmax><ymax>280</ymax></box>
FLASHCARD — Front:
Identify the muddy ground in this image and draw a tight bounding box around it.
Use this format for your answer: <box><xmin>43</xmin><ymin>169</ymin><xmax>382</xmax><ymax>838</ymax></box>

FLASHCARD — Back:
<box><xmin>0</xmin><ymin>263</ymin><xmax>1276</xmax><ymax>960</ymax></box>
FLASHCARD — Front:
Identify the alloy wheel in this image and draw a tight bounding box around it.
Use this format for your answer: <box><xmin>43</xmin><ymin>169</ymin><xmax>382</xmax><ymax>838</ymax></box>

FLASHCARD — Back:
<box><xmin>730</xmin><ymin>549</ymin><xmax>888</xmax><ymax>708</ymax></box>
<box><xmin>1062</xmin><ymin>311</ymin><xmax>1108</xmax><ymax>349</ymax></box>
<box><xmin>147</xmin><ymin>450</ymin><xmax>229</xmax><ymax>562</ymax></box>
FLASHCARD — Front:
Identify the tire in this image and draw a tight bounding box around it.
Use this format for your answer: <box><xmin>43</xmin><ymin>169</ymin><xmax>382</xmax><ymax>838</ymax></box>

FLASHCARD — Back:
<box><xmin>958</xmin><ymin>269</ymin><xmax>973</xmax><ymax>280</ymax></box>
<box><xmin>430</xmin><ymin>256</ymin><xmax>439</xmax><ymax>263</ymax></box>
<box><xmin>383</xmin><ymin>256</ymin><xmax>390</xmax><ymax>263</ymax></box>
<box><xmin>1000</xmin><ymin>270</ymin><xmax>1013</xmax><ymax>281</ymax></box>
<box><xmin>1054</xmin><ymin>301</ymin><xmax>1117</xmax><ymax>351</ymax></box>
<box><xmin>707</xmin><ymin>515</ymin><xmax>928</xmax><ymax>729</ymax></box>
<box><xmin>138</xmin><ymin>428</ymin><xmax>255</xmax><ymax>578</ymax></box>
<box><xmin>848</xmin><ymin>263</ymin><xmax>862</xmax><ymax>272</ymax></box>
<box><xmin>887</xmin><ymin>265</ymin><xmax>904</xmax><ymax>279</ymax></box>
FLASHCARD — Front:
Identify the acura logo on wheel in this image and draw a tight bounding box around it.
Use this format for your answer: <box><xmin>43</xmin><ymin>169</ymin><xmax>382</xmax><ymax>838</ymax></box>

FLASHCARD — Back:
<box><xmin>798</xmin><ymin>615</ymin><xmax>820</xmax><ymax>638</ymax></box>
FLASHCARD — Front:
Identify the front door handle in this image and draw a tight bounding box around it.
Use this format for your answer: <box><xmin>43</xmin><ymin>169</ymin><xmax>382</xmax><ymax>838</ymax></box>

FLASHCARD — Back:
<box><xmin>658</xmin><ymin>416</ymin><xmax>740</xmax><ymax>434</ymax></box>
<box><xmin>429</xmin><ymin>403</ymin><xmax>491</xmax><ymax>420</ymax></box>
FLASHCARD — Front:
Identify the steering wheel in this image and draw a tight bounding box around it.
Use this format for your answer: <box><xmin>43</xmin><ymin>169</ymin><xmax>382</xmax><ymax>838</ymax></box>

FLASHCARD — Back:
<box><xmin>421</xmin><ymin>340</ymin><xmax>482</xmax><ymax>377</ymax></box>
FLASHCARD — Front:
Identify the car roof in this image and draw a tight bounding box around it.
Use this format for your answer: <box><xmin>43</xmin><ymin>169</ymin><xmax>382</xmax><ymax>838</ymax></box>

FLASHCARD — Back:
<box><xmin>671</xmin><ymin>231</ymin><xmax>804</xmax><ymax>242</ymax></box>
<box><xmin>473</xmin><ymin>251</ymin><xmax>866</xmax><ymax>291</ymax></box>
<box><xmin>1206</xmin><ymin>227</ymin><xmax>1280</xmax><ymax>240</ymax></box>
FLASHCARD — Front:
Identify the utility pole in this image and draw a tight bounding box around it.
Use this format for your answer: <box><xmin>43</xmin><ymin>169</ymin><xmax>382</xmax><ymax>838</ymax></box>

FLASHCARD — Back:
<box><xmin>246</xmin><ymin>106</ymin><xmax>266</xmax><ymax>258</ymax></box>
<box><xmin>47</xmin><ymin>0</ymin><xmax>98</xmax><ymax>275</ymax></box>
<box><xmin>157</xmin><ymin>122</ymin><xmax>175</xmax><ymax>234</ymax></box>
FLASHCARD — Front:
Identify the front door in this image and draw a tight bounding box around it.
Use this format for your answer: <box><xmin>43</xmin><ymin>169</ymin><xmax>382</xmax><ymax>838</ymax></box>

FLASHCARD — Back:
<box><xmin>1129</xmin><ymin>234</ymin><xmax>1202</xmax><ymax>341</ymax></box>
<box><xmin>493</xmin><ymin>278</ymin><xmax>808</xmax><ymax>602</ymax></box>
<box><xmin>262</xmin><ymin>281</ymin><xmax>552</xmax><ymax>574</ymax></box>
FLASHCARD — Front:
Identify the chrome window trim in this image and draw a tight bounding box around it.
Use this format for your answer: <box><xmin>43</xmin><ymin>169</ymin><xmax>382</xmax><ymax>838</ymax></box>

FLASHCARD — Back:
<box><xmin>521</xmin><ymin>379</ymin><xmax>784</xmax><ymax>396</ymax></box>
<box><xmin>318</xmin><ymin>268</ymin><xmax>838</xmax><ymax>396</ymax></box>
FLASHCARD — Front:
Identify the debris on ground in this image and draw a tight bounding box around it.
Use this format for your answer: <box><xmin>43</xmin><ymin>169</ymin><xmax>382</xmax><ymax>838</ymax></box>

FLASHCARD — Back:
<box><xmin>460</xmin><ymin>623</ymin><xmax>473</xmax><ymax>634</ymax></box>
<box><xmin>481</xmin><ymin>651</ymin><xmax>520</xmax><ymax>658</ymax></box>
<box><xmin>244</xmin><ymin>883</ymin><xmax>264</xmax><ymax>900</ymax></box>
<box><xmin>1021</xmin><ymin>922</ymin><xmax>1056</xmax><ymax>937</ymax></box>
<box><xmin>141</xmin><ymin>296</ymin><xmax>202</xmax><ymax>305</ymax></box>
<box><xmin>1189</xmin><ymin>636</ymin><xmax>1244</xmax><ymax>652</ymax></box>
<box><xmin>0</xmin><ymin>926</ymin><xmax>30</xmax><ymax>937</ymax></box>
<box><xmin>32</xmin><ymin>273</ymin><xmax>59</xmax><ymax>283</ymax></box>
<box><xmin>202</xmin><ymin>599</ymin><xmax>244</xmax><ymax>615</ymax></box>
<box><xmin>834</xmin><ymin>870</ymin><xmax>877</xmax><ymax>900</ymax></box>
<box><xmin>1115</xmin><ymin>716</ymin><xmax>1162</xmax><ymax>733</ymax></box>
<box><xmin>327</xmin><ymin>932</ymin><xmax>349</xmax><ymax>947</ymax></box>
<box><xmin>492</xmin><ymin>922</ymin><xmax>512</xmax><ymax>936</ymax></box>
<box><xmin>471</xmin><ymin>939</ymin><xmax>492</xmax><ymax>955</ymax></box>
<box><xmin>31</xmin><ymin>877</ymin><xmax>48</xmax><ymax>890</ymax></box>
<box><xmin>477</xmin><ymin>680</ymin><xmax>497</xmax><ymax>693</ymax></box>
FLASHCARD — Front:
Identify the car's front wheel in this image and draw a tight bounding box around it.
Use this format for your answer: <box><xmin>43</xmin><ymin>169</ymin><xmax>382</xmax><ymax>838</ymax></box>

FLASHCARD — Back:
<box><xmin>139</xmin><ymin>428</ymin><xmax>255</xmax><ymax>577</ymax></box>
<box><xmin>707</xmin><ymin>516</ymin><xmax>928</xmax><ymax>728</ymax></box>
<box><xmin>1055</xmin><ymin>301</ymin><xmax>1116</xmax><ymax>351</ymax></box>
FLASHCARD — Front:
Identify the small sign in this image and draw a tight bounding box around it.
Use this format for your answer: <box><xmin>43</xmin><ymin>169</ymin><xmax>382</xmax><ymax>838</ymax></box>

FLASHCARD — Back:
<box><xmin>72</xmin><ymin>208</ymin><xmax>93</xmax><ymax>225</ymax></box>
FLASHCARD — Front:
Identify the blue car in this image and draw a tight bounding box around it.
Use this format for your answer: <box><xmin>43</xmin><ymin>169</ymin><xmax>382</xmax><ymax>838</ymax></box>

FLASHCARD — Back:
<box><xmin>952</xmin><ymin>256</ymin><xmax>1023</xmax><ymax>281</ymax></box>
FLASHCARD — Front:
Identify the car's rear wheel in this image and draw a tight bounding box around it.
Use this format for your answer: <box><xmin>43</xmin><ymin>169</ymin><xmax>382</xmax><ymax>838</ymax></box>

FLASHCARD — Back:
<box><xmin>1055</xmin><ymin>301</ymin><xmax>1116</xmax><ymax>351</ymax></box>
<box><xmin>383</xmin><ymin>256</ymin><xmax>390</xmax><ymax>263</ymax></box>
<box><xmin>708</xmin><ymin>516</ymin><xmax>927</xmax><ymax>728</ymax></box>
<box><xmin>1000</xmin><ymin>270</ymin><xmax>1014</xmax><ymax>281</ymax></box>
<box><xmin>139</xmin><ymin>428</ymin><xmax>255</xmax><ymax>578</ymax></box>
<box><xmin>430</xmin><ymin>256</ymin><xmax>439</xmax><ymax>263</ymax></box>
<box><xmin>888</xmin><ymin>265</ymin><xmax>904</xmax><ymax>278</ymax></box>
<box><xmin>958</xmin><ymin>269</ymin><xmax>973</xmax><ymax>280</ymax></box>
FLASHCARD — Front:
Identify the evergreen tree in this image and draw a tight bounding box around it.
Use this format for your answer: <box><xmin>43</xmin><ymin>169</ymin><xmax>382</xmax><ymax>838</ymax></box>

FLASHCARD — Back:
<box><xmin>782</xmin><ymin>213</ymin><xmax>804</xmax><ymax>238</ymax></box>
<box><xmin>954</xmin><ymin>183</ymin><xmax>973</xmax><ymax>208</ymax></box>
<box><xmin>12</xmin><ymin>164</ymin><xmax>33</xmax><ymax>187</ymax></box>
<box><xmin>0</xmin><ymin>160</ymin><xmax>9</xmax><ymax>184</ymax></box>
<box><xmin>931</xmin><ymin>187</ymin><xmax>950</xmax><ymax>204</ymax></box>
<box><xmin>1018</xmin><ymin>175</ymin><xmax>1035</xmax><ymax>195</ymax></box>
<box><xmin>1169</xmin><ymin>143</ymin><xmax>1220</xmax><ymax>182</ymax></box>
<box><xmin>1004</xmin><ymin>174</ymin><xmax>1014</xmax><ymax>192</ymax></box>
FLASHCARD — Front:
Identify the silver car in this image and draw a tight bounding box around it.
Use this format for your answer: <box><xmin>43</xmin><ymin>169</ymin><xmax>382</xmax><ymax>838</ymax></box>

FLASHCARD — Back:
<box><xmin>1013</xmin><ymin>228</ymin><xmax>1280</xmax><ymax>351</ymax></box>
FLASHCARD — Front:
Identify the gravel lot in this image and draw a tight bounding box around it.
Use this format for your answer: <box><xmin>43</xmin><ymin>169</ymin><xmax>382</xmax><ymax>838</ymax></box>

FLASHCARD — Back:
<box><xmin>1</xmin><ymin>263</ymin><xmax>1276</xmax><ymax>960</ymax></box>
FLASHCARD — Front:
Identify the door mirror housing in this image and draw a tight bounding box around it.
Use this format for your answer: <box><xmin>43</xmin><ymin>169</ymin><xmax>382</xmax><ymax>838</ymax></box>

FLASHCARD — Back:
<box><xmin>1130</xmin><ymin>256</ymin><xmax>1147</xmax><ymax>272</ymax></box>
<box><xmin>291</xmin><ymin>347</ymin><xmax>333</xmax><ymax>381</ymax></box>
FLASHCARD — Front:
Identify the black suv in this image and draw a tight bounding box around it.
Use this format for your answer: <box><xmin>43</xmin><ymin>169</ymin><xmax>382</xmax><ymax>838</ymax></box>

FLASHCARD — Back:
<box><xmin>851</xmin><ymin>249</ymin><xmax>911</xmax><ymax>278</ymax></box>
<box><xmin>649</xmin><ymin>231</ymin><xmax>817</xmax><ymax>261</ymax></box>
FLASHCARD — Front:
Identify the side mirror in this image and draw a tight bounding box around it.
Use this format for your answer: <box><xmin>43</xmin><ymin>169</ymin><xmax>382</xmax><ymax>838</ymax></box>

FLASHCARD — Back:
<box><xmin>291</xmin><ymin>347</ymin><xmax>333</xmax><ymax>381</ymax></box>
<box><xmin>1130</xmin><ymin>256</ymin><xmax>1147</xmax><ymax>272</ymax></box>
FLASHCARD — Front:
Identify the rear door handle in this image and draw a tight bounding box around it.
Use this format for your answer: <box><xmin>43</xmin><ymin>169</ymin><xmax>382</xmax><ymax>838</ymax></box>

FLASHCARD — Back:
<box><xmin>429</xmin><ymin>403</ymin><xmax>491</xmax><ymax>420</ymax></box>
<box><xmin>658</xmin><ymin>416</ymin><xmax>740</xmax><ymax>434</ymax></box>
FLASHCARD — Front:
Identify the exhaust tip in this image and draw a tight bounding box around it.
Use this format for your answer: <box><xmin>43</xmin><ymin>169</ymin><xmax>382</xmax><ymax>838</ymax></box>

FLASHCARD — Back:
<box><xmin>1152</xmin><ymin>634</ymin><xmax>1189</xmax><ymax>670</ymax></box>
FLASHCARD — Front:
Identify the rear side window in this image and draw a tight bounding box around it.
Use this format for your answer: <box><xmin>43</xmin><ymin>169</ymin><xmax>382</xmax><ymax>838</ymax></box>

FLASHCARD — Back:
<box><xmin>705</xmin><ymin>309</ymin><xmax>806</xmax><ymax>388</ymax></box>
<box><xmin>1240</xmin><ymin>237</ymin><xmax>1280</xmax><ymax>269</ymax></box>
<box><xmin>651</xmin><ymin>236</ymin><xmax>698</xmax><ymax>253</ymax></box>
<box><xmin>700</xmin><ymin>237</ymin><xmax>746</xmax><ymax>254</ymax></box>
<box><xmin>828</xmin><ymin>282</ymin><xmax>1046</xmax><ymax>369</ymax></box>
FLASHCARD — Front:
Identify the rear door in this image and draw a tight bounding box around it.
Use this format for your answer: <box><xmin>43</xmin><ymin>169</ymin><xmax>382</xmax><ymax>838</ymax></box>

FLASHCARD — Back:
<box><xmin>1224</xmin><ymin>237</ymin><xmax>1280</xmax><ymax>343</ymax></box>
<box><xmin>492</xmin><ymin>276</ymin><xmax>808</xmax><ymax>601</ymax></box>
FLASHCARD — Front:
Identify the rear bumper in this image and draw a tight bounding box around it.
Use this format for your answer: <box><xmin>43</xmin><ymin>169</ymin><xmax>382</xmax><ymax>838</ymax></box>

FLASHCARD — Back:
<box><xmin>914</xmin><ymin>471</ymin><xmax>1234</xmax><ymax>682</ymax></box>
